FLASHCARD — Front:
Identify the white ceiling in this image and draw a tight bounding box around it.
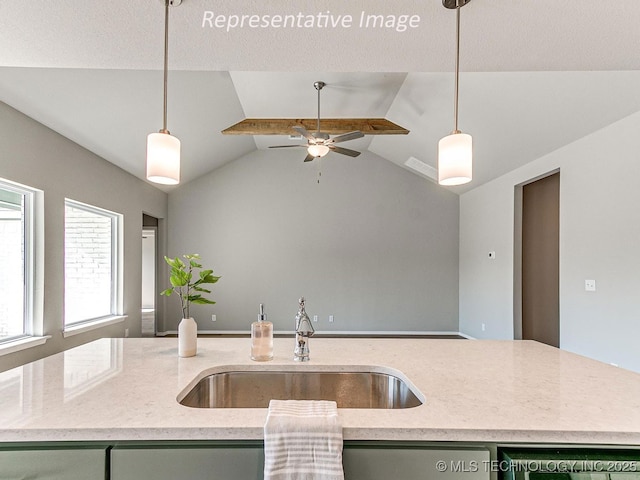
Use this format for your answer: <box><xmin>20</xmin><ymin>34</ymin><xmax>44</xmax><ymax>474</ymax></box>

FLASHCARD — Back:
<box><xmin>2</xmin><ymin>1</ymin><xmax>640</xmax><ymax>192</ymax></box>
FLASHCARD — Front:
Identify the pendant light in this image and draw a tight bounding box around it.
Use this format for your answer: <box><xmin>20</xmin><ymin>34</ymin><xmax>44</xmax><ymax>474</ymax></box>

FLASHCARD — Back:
<box><xmin>438</xmin><ymin>0</ymin><xmax>472</xmax><ymax>186</ymax></box>
<box><xmin>146</xmin><ymin>0</ymin><xmax>181</xmax><ymax>185</ymax></box>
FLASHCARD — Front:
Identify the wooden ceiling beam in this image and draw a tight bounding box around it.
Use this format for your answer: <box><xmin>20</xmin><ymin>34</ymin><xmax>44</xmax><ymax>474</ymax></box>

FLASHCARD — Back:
<box><xmin>221</xmin><ymin>118</ymin><xmax>409</xmax><ymax>136</ymax></box>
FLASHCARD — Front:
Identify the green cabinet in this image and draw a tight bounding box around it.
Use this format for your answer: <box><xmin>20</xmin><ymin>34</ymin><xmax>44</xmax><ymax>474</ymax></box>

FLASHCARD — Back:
<box><xmin>0</xmin><ymin>446</ymin><xmax>107</xmax><ymax>480</ymax></box>
<box><xmin>343</xmin><ymin>444</ymin><xmax>490</xmax><ymax>480</ymax></box>
<box><xmin>110</xmin><ymin>443</ymin><xmax>264</xmax><ymax>480</ymax></box>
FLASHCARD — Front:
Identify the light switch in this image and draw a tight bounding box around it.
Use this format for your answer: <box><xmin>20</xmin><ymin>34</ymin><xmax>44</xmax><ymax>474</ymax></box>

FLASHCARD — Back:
<box><xmin>585</xmin><ymin>279</ymin><xmax>596</xmax><ymax>292</ymax></box>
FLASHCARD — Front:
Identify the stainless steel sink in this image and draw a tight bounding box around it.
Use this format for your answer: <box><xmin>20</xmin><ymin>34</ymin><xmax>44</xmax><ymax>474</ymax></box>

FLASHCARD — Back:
<box><xmin>178</xmin><ymin>370</ymin><xmax>423</xmax><ymax>409</ymax></box>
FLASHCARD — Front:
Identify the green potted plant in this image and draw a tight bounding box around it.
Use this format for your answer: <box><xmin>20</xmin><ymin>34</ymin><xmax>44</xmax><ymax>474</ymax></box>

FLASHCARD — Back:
<box><xmin>161</xmin><ymin>254</ymin><xmax>220</xmax><ymax>357</ymax></box>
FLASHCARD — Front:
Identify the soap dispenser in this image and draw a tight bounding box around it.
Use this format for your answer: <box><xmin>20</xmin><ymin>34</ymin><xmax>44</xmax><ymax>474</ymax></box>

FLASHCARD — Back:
<box><xmin>251</xmin><ymin>303</ymin><xmax>273</xmax><ymax>361</ymax></box>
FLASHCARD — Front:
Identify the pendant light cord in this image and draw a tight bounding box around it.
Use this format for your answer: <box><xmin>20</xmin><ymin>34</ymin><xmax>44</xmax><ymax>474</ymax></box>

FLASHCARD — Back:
<box><xmin>161</xmin><ymin>0</ymin><xmax>170</xmax><ymax>134</ymax></box>
<box><xmin>453</xmin><ymin>3</ymin><xmax>461</xmax><ymax>134</ymax></box>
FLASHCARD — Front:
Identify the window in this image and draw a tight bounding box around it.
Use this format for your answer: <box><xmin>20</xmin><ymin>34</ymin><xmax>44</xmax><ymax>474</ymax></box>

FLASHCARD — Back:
<box><xmin>0</xmin><ymin>179</ymin><xmax>35</xmax><ymax>343</ymax></box>
<box><xmin>64</xmin><ymin>199</ymin><xmax>122</xmax><ymax>326</ymax></box>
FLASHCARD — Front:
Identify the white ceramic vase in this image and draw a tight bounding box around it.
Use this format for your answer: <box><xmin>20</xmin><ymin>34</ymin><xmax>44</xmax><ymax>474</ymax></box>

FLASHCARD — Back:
<box><xmin>178</xmin><ymin>317</ymin><xmax>197</xmax><ymax>357</ymax></box>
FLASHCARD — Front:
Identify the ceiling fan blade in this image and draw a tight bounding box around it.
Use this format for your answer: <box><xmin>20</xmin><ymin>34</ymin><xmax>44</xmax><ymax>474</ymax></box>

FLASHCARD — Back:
<box><xmin>329</xmin><ymin>131</ymin><xmax>364</xmax><ymax>144</ymax></box>
<box><xmin>329</xmin><ymin>146</ymin><xmax>361</xmax><ymax>157</ymax></box>
<box><xmin>268</xmin><ymin>145</ymin><xmax>307</xmax><ymax>149</ymax></box>
<box><xmin>303</xmin><ymin>153</ymin><xmax>316</xmax><ymax>162</ymax></box>
<box><xmin>292</xmin><ymin>126</ymin><xmax>315</xmax><ymax>141</ymax></box>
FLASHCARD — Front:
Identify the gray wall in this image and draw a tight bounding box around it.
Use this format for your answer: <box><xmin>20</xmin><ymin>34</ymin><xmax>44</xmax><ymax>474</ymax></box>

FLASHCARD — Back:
<box><xmin>164</xmin><ymin>148</ymin><xmax>460</xmax><ymax>333</ymax></box>
<box><xmin>460</xmin><ymin>110</ymin><xmax>640</xmax><ymax>372</ymax></box>
<box><xmin>0</xmin><ymin>102</ymin><xmax>167</xmax><ymax>372</ymax></box>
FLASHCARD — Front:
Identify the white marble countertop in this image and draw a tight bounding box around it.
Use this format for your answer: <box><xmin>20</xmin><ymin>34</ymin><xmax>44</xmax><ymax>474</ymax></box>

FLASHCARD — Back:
<box><xmin>1</xmin><ymin>337</ymin><xmax>640</xmax><ymax>445</ymax></box>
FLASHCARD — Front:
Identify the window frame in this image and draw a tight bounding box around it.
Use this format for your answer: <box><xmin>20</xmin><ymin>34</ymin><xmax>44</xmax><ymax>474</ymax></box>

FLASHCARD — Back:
<box><xmin>63</xmin><ymin>198</ymin><xmax>124</xmax><ymax>328</ymax></box>
<box><xmin>0</xmin><ymin>178</ymin><xmax>42</xmax><ymax>350</ymax></box>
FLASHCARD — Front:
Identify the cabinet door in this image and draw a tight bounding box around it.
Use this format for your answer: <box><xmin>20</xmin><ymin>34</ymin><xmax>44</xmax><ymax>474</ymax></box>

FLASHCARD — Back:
<box><xmin>343</xmin><ymin>446</ymin><xmax>490</xmax><ymax>480</ymax></box>
<box><xmin>111</xmin><ymin>445</ymin><xmax>264</xmax><ymax>480</ymax></box>
<box><xmin>0</xmin><ymin>447</ymin><xmax>106</xmax><ymax>480</ymax></box>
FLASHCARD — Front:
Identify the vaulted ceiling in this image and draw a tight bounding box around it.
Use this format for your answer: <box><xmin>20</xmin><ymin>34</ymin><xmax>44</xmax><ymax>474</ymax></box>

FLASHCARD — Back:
<box><xmin>2</xmin><ymin>1</ymin><xmax>640</xmax><ymax>193</ymax></box>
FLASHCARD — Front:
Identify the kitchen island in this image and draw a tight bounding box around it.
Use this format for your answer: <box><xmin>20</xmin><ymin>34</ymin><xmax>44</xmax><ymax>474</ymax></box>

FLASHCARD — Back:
<box><xmin>1</xmin><ymin>338</ymin><xmax>640</xmax><ymax>479</ymax></box>
<box><xmin>1</xmin><ymin>337</ymin><xmax>639</xmax><ymax>444</ymax></box>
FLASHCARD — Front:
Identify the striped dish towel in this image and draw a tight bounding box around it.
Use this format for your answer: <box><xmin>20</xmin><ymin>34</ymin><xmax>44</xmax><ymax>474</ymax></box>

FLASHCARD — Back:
<box><xmin>264</xmin><ymin>399</ymin><xmax>344</xmax><ymax>480</ymax></box>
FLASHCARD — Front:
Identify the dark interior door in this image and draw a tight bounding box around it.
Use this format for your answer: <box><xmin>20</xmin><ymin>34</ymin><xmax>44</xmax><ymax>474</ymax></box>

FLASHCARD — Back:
<box><xmin>522</xmin><ymin>172</ymin><xmax>560</xmax><ymax>347</ymax></box>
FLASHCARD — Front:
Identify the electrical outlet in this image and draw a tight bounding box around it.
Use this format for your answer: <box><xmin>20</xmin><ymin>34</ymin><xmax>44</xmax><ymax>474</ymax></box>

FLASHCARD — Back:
<box><xmin>329</xmin><ymin>315</ymin><xmax>334</xmax><ymax>323</ymax></box>
<box><xmin>488</xmin><ymin>251</ymin><xmax>496</xmax><ymax>259</ymax></box>
<box><xmin>211</xmin><ymin>314</ymin><xmax>217</xmax><ymax>322</ymax></box>
<box><xmin>585</xmin><ymin>279</ymin><xmax>596</xmax><ymax>292</ymax></box>
<box><xmin>124</xmin><ymin>328</ymin><xmax>129</xmax><ymax>338</ymax></box>
<box><xmin>481</xmin><ymin>323</ymin><xmax>485</xmax><ymax>332</ymax></box>
<box><xmin>313</xmin><ymin>315</ymin><xmax>318</xmax><ymax>322</ymax></box>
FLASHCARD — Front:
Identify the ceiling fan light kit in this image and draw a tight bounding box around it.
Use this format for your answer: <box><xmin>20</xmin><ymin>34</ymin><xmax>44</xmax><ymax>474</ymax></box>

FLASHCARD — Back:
<box><xmin>146</xmin><ymin>0</ymin><xmax>181</xmax><ymax>185</ymax></box>
<box><xmin>307</xmin><ymin>144</ymin><xmax>330</xmax><ymax>158</ymax></box>
<box><xmin>438</xmin><ymin>0</ymin><xmax>473</xmax><ymax>186</ymax></box>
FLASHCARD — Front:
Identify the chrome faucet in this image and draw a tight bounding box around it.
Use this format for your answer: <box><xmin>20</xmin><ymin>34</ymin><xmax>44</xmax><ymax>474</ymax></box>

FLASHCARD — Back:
<box><xmin>294</xmin><ymin>297</ymin><xmax>315</xmax><ymax>362</ymax></box>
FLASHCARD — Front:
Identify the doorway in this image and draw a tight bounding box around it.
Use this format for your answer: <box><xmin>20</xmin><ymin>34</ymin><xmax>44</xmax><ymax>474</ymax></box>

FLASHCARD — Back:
<box><xmin>518</xmin><ymin>172</ymin><xmax>560</xmax><ymax>347</ymax></box>
<box><xmin>142</xmin><ymin>214</ymin><xmax>158</xmax><ymax>336</ymax></box>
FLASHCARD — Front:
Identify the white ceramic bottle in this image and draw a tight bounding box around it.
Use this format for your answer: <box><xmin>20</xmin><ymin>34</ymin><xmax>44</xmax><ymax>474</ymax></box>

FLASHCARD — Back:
<box><xmin>251</xmin><ymin>304</ymin><xmax>273</xmax><ymax>361</ymax></box>
<box><xmin>178</xmin><ymin>317</ymin><xmax>197</xmax><ymax>357</ymax></box>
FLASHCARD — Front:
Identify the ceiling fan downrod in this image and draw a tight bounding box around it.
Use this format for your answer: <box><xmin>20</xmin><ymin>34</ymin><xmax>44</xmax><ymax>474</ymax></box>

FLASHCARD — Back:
<box><xmin>314</xmin><ymin>81</ymin><xmax>325</xmax><ymax>134</ymax></box>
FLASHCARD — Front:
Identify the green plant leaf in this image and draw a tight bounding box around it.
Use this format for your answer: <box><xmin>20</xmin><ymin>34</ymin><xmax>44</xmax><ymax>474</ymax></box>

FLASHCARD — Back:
<box><xmin>160</xmin><ymin>288</ymin><xmax>173</xmax><ymax>296</ymax></box>
<box><xmin>193</xmin><ymin>286</ymin><xmax>211</xmax><ymax>293</ymax></box>
<box><xmin>170</xmin><ymin>270</ymin><xmax>189</xmax><ymax>287</ymax></box>
<box><xmin>164</xmin><ymin>256</ymin><xmax>178</xmax><ymax>268</ymax></box>
<box><xmin>191</xmin><ymin>298</ymin><xmax>216</xmax><ymax>305</ymax></box>
<box><xmin>200</xmin><ymin>274</ymin><xmax>220</xmax><ymax>284</ymax></box>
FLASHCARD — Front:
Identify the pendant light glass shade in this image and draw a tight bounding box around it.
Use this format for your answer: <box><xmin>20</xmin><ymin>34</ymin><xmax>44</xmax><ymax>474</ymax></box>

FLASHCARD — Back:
<box><xmin>438</xmin><ymin>132</ymin><xmax>472</xmax><ymax>186</ymax></box>
<box><xmin>146</xmin><ymin>132</ymin><xmax>180</xmax><ymax>185</ymax></box>
<box><xmin>307</xmin><ymin>144</ymin><xmax>330</xmax><ymax>158</ymax></box>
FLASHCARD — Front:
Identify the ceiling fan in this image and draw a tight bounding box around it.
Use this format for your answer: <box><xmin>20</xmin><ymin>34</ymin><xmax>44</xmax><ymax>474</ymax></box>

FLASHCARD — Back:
<box><xmin>268</xmin><ymin>81</ymin><xmax>365</xmax><ymax>162</ymax></box>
